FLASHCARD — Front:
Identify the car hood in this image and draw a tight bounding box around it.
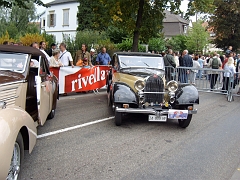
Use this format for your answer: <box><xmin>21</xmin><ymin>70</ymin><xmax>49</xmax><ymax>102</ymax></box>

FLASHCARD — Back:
<box><xmin>121</xmin><ymin>68</ymin><xmax>164</xmax><ymax>78</ymax></box>
<box><xmin>0</xmin><ymin>70</ymin><xmax>25</xmax><ymax>84</ymax></box>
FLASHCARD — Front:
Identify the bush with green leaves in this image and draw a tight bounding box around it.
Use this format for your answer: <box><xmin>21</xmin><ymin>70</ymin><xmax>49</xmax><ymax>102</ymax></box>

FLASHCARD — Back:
<box><xmin>166</xmin><ymin>35</ymin><xmax>188</xmax><ymax>53</ymax></box>
<box><xmin>148</xmin><ymin>37</ymin><xmax>165</xmax><ymax>52</ymax></box>
<box><xmin>117</xmin><ymin>38</ymin><xmax>146</xmax><ymax>52</ymax></box>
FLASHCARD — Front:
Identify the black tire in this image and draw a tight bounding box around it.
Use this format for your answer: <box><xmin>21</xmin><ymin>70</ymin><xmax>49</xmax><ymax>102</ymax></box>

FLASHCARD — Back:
<box><xmin>178</xmin><ymin>114</ymin><xmax>192</xmax><ymax>128</ymax></box>
<box><xmin>107</xmin><ymin>90</ymin><xmax>112</xmax><ymax>107</ymax></box>
<box><xmin>7</xmin><ymin>133</ymin><xmax>24</xmax><ymax>180</ymax></box>
<box><xmin>115</xmin><ymin>104</ymin><xmax>122</xmax><ymax>126</ymax></box>
<box><xmin>47</xmin><ymin>109</ymin><xmax>55</xmax><ymax>120</ymax></box>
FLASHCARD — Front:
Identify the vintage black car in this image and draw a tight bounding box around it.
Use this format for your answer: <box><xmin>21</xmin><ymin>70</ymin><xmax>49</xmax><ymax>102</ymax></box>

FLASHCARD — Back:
<box><xmin>107</xmin><ymin>52</ymin><xmax>199</xmax><ymax>128</ymax></box>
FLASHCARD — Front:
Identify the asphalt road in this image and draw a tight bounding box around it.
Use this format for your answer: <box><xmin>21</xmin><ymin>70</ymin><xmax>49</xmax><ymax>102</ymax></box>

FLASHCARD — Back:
<box><xmin>20</xmin><ymin>91</ymin><xmax>240</xmax><ymax>180</ymax></box>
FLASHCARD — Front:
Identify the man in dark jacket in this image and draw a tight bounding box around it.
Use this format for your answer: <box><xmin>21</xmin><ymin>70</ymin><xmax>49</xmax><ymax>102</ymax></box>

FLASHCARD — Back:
<box><xmin>179</xmin><ymin>50</ymin><xmax>193</xmax><ymax>83</ymax></box>
<box><xmin>163</xmin><ymin>49</ymin><xmax>176</xmax><ymax>82</ymax></box>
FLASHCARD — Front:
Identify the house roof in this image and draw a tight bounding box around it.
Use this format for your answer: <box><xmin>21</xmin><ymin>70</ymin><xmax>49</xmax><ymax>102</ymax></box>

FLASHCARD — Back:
<box><xmin>46</xmin><ymin>0</ymin><xmax>78</xmax><ymax>5</ymax></box>
<box><xmin>163</xmin><ymin>10</ymin><xmax>189</xmax><ymax>24</ymax></box>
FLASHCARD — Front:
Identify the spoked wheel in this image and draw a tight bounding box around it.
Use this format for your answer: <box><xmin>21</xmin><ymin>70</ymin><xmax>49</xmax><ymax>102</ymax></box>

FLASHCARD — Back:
<box><xmin>178</xmin><ymin>114</ymin><xmax>192</xmax><ymax>128</ymax></box>
<box><xmin>7</xmin><ymin>133</ymin><xmax>24</xmax><ymax>180</ymax></box>
<box><xmin>115</xmin><ymin>103</ymin><xmax>122</xmax><ymax>126</ymax></box>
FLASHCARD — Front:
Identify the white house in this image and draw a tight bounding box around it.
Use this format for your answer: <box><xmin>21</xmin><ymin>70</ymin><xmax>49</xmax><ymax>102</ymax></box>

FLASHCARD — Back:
<box><xmin>40</xmin><ymin>0</ymin><xmax>79</xmax><ymax>43</ymax></box>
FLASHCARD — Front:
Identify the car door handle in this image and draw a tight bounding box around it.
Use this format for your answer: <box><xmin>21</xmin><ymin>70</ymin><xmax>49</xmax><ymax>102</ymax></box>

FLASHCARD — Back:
<box><xmin>34</xmin><ymin>84</ymin><xmax>46</xmax><ymax>87</ymax></box>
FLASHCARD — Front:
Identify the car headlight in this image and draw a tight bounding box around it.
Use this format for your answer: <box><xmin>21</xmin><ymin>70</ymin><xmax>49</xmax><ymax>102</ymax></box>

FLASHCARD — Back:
<box><xmin>167</xmin><ymin>81</ymin><xmax>178</xmax><ymax>92</ymax></box>
<box><xmin>0</xmin><ymin>101</ymin><xmax>6</xmax><ymax>109</ymax></box>
<box><xmin>134</xmin><ymin>80</ymin><xmax>145</xmax><ymax>91</ymax></box>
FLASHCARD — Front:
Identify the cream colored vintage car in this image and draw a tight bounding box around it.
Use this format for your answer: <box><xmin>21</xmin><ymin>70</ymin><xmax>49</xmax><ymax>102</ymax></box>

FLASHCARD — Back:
<box><xmin>0</xmin><ymin>45</ymin><xmax>58</xmax><ymax>180</ymax></box>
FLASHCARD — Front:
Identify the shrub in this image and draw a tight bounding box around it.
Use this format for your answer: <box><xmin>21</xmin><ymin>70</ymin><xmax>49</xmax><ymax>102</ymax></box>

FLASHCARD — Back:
<box><xmin>20</xmin><ymin>33</ymin><xmax>46</xmax><ymax>46</ymax></box>
<box><xmin>0</xmin><ymin>31</ymin><xmax>15</xmax><ymax>44</ymax></box>
<box><xmin>117</xmin><ymin>38</ymin><xmax>146</xmax><ymax>52</ymax></box>
<box><xmin>148</xmin><ymin>37</ymin><xmax>165</xmax><ymax>52</ymax></box>
<box><xmin>42</xmin><ymin>32</ymin><xmax>56</xmax><ymax>48</ymax></box>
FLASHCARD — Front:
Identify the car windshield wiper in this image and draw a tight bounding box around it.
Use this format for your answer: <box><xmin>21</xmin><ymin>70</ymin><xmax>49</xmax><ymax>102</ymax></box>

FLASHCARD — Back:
<box><xmin>121</xmin><ymin>62</ymin><xmax>128</xmax><ymax>67</ymax></box>
<box><xmin>142</xmin><ymin>62</ymin><xmax>149</xmax><ymax>67</ymax></box>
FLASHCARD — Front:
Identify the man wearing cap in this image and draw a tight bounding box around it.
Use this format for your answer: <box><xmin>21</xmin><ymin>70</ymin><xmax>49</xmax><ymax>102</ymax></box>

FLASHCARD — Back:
<box><xmin>96</xmin><ymin>47</ymin><xmax>111</xmax><ymax>65</ymax></box>
<box><xmin>47</xmin><ymin>43</ymin><xmax>57</xmax><ymax>57</ymax></box>
<box><xmin>90</xmin><ymin>48</ymin><xmax>96</xmax><ymax>65</ymax></box>
<box><xmin>74</xmin><ymin>44</ymin><xmax>92</xmax><ymax>66</ymax></box>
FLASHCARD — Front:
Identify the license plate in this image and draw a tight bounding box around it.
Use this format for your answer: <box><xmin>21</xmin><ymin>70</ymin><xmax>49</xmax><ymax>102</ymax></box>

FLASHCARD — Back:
<box><xmin>168</xmin><ymin>109</ymin><xmax>188</xmax><ymax>119</ymax></box>
<box><xmin>148</xmin><ymin>115</ymin><xmax>167</xmax><ymax>122</ymax></box>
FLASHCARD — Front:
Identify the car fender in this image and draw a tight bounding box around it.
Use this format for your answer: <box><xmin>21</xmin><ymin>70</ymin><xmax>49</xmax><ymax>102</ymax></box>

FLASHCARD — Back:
<box><xmin>113</xmin><ymin>82</ymin><xmax>139</xmax><ymax>105</ymax></box>
<box><xmin>175</xmin><ymin>84</ymin><xmax>199</xmax><ymax>105</ymax></box>
<box><xmin>0</xmin><ymin>106</ymin><xmax>37</xmax><ymax>179</ymax></box>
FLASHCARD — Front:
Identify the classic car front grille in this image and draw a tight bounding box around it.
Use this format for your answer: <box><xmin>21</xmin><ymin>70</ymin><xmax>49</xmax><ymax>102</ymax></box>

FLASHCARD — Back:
<box><xmin>0</xmin><ymin>83</ymin><xmax>19</xmax><ymax>106</ymax></box>
<box><xmin>144</xmin><ymin>75</ymin><xmax>164</xmax><ymax>104</ymax></box>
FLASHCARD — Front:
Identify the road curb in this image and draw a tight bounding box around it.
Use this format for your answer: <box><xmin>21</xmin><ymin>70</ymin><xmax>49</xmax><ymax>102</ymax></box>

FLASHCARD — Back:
<box><xmin>230</xmin><ymin>165</ymin><xmax>240</xmax><ymax>180</ymax></box>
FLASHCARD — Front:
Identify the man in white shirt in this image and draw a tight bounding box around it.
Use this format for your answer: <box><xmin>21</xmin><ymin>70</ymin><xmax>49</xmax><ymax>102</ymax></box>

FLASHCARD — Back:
<box><xmin>39</xmin><ymin>41</ymin><xmax>50</xmax><ymax>63</ymax></box>
<box><xmin>59</xmin><ymin>43</ymin><xmax>74</xmax><ymax>68</ymax></box>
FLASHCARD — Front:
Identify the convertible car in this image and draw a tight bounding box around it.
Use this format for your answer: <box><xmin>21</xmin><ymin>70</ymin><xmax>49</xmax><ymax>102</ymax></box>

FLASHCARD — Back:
<box><xmin>0</xmin><ymin>45</ymin><xmax>58</xmax><ymax>180</ymax></box>
<box><xmin>107</xmin><ymin>52</ymin><xmax>199</xmax><ymax>128</ymax></box>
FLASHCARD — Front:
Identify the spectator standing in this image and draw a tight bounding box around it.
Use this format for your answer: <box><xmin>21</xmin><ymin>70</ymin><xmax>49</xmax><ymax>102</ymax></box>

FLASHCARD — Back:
<box><xmin>173</xmin><ymin>52</ymin><xmax>179</xmax><ymax>67</ymax></box>
<box><xmin>90</xmin><ymin>48</ymin><xmax>96</xmax><ymax>65</ymax></box>
<box><xmin>59</xmin><ymin>43</ymin><xmax>74</xmax><ymax>68</ymax></box>
<box><xmin>47</xmin><ymin>43</ymin><xmax>57</xmax><ymax>57</ymax></box>
<box><xmin>39</xmin><ymin>41</ymin><xmax>50</xmax><ymax>63</ymax></box>
<box><xmin>3</xmin><ymin>41</ymin><xmax>10</xmax><ymax>45</ymax></box>
<box><xmin>74</xmin><ymin>44</ymin><xmax>92</xmax><ymax>66</ymax></box>
<box><xmin>196</xmin><ymin>55</ymin><xmax>205</xmax><ymax>79</ymax></box>
<box><xmin>31</xmin><ymin>42</ymin><xmax>39</xmax><ymax>49</ymax></box>
<box><xmin>179</xmin><ymin>50</ymin><xmax>193</xmax><ymax>83</ymax></box>
<box><xmin>163</xmin><ymin>49</ymin><xmax>176</xmax><ymax>82</ymax></box>
<box><xmin>96</xmin><ymin>47</ymin><xmax>111</xmax><ymax>65</ymax></box>
<box><xmin>207</xmin><ymin>52</ymin><xmax>222</xmax><ymax>89</ymax></box>
<box><xmin>225</xmin><ymin>46</ymin><xmax>232</xmax><ymax>57</ymax></box>
<box><xmin>222</xmin><ymin>57</ymin><xmax>236</xmax><ymax>91</ymax></box>
<box><xmin>49</xmin><ymin>49</ymin><xmax>63</xmax><ymax>67</ymax></box>
<box><xmin>189</xmin><ymin>55</ymin><xmax>200</xmax><ymax>85</ymax></box>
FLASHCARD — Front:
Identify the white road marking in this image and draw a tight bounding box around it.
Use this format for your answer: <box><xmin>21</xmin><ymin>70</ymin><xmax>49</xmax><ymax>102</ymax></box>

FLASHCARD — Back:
<box><xmin>37</xmin><ymin>116</ymin><xmax>114</xmax><ymax>139</ymax></box>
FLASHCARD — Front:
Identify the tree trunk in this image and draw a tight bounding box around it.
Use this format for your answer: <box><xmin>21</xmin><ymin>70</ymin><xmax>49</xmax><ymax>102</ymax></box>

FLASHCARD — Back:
<box><xmin>132</xmin><ymin>0</ymin><xmax>144</xmax><ymax>52</ymax></box>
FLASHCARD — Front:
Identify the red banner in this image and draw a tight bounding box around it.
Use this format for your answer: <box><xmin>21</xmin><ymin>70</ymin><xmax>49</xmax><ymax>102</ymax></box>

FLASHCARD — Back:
<box><xmin>50</xmin><ymin>66</ymin><xmax>111</xmax><ymax>93</ymax></box>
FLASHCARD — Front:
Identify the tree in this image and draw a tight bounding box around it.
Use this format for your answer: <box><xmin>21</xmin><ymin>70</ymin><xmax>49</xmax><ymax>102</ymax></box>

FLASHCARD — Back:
<box><xmin>209</xmin><ymin>0</ymin><xmax>240</xmax><ymax>51</ymax></box>
<box><xmin>186</xmin><ymin>21</ymin><xmax>209</xmax><ymax>54</ymax></box>
<box><xmin>77</xmin><ymin>0</ymin><xmax>215</xmax><ymax>52</ymax></box>
<box><xmin>77</xmin><ymin>0</ymin><xmax>95</xmax><ymax>31</ymax></box>
<box><xmin>166</xmin><ymin>35</ymin><xmax>188</xmax><ymax>52</ymax></box>
<box><xmin>0</xmin><ymin>0</ymin><xmax>45</xmax><ymax>8</ymax></box>
<box><xmin>148</xmin><ymin>37</ymin><xmax>165</xmax><ymax>52</ymax></box>
<box><xmin>0</xmin><ymin>1</ymin><xmax>38</xmax><ymax>39</ymax></box>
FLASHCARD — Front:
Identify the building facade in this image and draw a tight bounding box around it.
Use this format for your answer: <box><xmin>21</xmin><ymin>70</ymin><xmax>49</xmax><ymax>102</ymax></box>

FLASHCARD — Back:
<box><xmin>40</xmin><ymin>0</ymin><xmax>79</xmax><ymax>43</ymax></box>
<box><xmin>162</xmin><ymin>10</ymin><xmax>190</xmax><ymax>39</ymax></box>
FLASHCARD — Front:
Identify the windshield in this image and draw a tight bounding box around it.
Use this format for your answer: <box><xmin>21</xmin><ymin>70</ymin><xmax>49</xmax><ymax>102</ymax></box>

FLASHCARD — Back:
<box><xmin>0</xmin><ymin>52</ymin><xmax>29</xmax><ymax>72</ymax></box>
<box><xmin>119</xmin><ymin>55</ymin><xmax>164</xmax><ymax>69</ymax></box>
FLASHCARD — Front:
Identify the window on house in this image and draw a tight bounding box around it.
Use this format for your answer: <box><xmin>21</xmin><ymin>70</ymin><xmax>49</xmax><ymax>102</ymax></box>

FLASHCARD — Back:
<box><xmin>47</xmin><ymin>11</ymin><xmax>56</xmax><ymax>27</ymax></box>
<box><xmin>63</xmin><ymin>9</ymin><xmax>70</xmax><ymax>26</ymax></box>
<box><xmin>183</xmin><ymin>25</ymin><xmax>187</xmax><ymax>34</ymax></box>
<box><xmin>42</xmin><ymin>18</ymin><xmax>45</xmax><ymax>27</ymax></box>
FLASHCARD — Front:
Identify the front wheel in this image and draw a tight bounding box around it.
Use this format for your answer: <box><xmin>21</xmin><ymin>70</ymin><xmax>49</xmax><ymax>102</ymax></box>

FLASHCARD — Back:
<box><xmin>178</xmin><ymin>114</ymin><xmax>192</xmax><ymax>128</ymax></box>
<box><xmin>115</xmin><ymin>104</ymin><xmax>122</xmax><ymax>126</ymax></box>
<box><xmin>7</xmin><ymin>133</ymin><xmax>24</xmax><ymax>180</ymax></box>
<box><xmin>47</xmin><ymin>109</ymin><xmax>55</xmax><ymax>120</ymax></box>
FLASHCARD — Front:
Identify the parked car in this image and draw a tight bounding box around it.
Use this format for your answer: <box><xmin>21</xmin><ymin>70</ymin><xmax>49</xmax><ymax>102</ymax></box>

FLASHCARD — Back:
<box><xmin>0</xmin><ymin>45</ymin><xmax>58</xmax><ymax>180</ymax></box>
<box><xmin>107</xmin><ymin>52</ymin><xmax>199</xmax><ymax>128</ymax></box>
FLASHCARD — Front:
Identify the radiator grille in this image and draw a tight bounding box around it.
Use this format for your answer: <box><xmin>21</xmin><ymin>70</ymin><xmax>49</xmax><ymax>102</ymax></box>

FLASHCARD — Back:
<box><xmin>0</xmin><ymin>83</ymin><xmax>19</xmax><ymax>106</ymax></box>
<box><xmin>145</xmin><ymin>75</ymin><xmax>164</xmax><ymax>103</ymax></box>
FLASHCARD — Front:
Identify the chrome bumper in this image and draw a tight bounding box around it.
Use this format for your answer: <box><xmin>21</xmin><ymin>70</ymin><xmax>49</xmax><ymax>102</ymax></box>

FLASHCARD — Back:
<box><xmin>116</xmin><ymin>107</ymin><xmax>197</xmax><ymax>115</ymax></box>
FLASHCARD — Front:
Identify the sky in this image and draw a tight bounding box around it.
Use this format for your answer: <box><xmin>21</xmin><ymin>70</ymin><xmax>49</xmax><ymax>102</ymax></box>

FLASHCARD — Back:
<box><xmin>37</xmin><ymin>0</ymin><xmax>193</xmax><ymax>20</ymax></box>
